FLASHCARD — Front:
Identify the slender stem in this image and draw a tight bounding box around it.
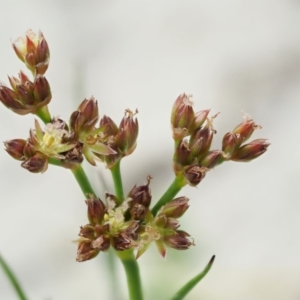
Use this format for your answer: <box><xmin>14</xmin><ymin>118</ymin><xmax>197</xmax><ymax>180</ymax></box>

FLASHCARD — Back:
<box><xmin>71</xmin><ymin>164</ymin><xmax>96</xmax><ymax>197</ymax></box>
<box><xmin>117</xmin><ymin>250</ymin><xmax>143</xmax><ymax>300</ymax></box>
<box><xmin>0</xmin><ymin>253</ymin><xmax>28</xmax><ymax>300</ymax></box>
<box><xmin>151</xmin><ymin>176</ymin><xmax>186</xmax><ymax>216</ymax></box>
<box><xmin>110</xmin><ymin>160</ymin><xmax>124</xmax><ymax>205</ymax></box>
<box><xmin>35</xmin><ymin>105</ymin><xmax>51</xmax><ymax>124</ymax></box>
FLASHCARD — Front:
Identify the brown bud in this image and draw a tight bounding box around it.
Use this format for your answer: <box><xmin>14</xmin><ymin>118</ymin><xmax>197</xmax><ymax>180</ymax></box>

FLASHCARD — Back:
<box><xmin>33</xmin><ymin>75</ymin><xmax>51</xmax><ymax>107</ymax></box>
<box><xmin>164</xmin><ymin>230</ymin><xmax>194</xmax><ymax>250</ymax></box>
<box><xmin>171</xmin><ymin>94</ymin><xmax>195</xmax><ymax>138</ymax></box>
<box><xmin>231</xmin><ymin>139</ymin><xmax>270</xmax><ymax>162</ymax></box>
<box><xmin>119</xmin><ymin>109</ymin><xmax>139</xmax><ymax>156</ymax></box>
<box><xmin>70</xmin><ymin>97</ymin><xmax>99</xmax><ymax>134</ymax></box>
<box><xmin>79</xmin><ymin>225</ymin><xmax>95</xmax><ymax>240</ymax></box>
<box><xmin>100</xmin><ymin>115</ymin><xmax>119</xmax><ymax>136</ymax></box>
<box><xmin>128</xmin><ymin>176</ymin><xmax>152</xmax><ymax>208</ymax></box>
<box><xmin>76</xmin><ymin>239</ymin><xmax>99</xmax><ymax>262</ymax></box>
<box><xmin>158</xmin><ymin>197</ymin><xmax>189</xmax><ymax>219</ymax></box>
<box><xmin>183</xmin><ymin>165</ymin><xmax>208</xmax><ymax>186</ymax></box>
<box><xmin>166</xmin><ymin>218</ymin><xmax>180</xmax><ymax>230</ymax></box>
<box><xmin>232</xmin><ymin>115</ymin><xmax>261</xmax><ymax>143</ymax></box>
<box><xmin>173</xmin><ymin>139</ymin><xmax>192</xmax><ymax>166</ymax></box>
<box><xmin>200</xmin><ymin>150</ymin><xmax>224</xmax><ymax>168</ymax></box>
<box><xmin>86</xmin><ymin>195</ymin><xmax>106</xmax><ymax>225</ymax></box>
<box><xmin>193</xmin><ymin>109</ymin><xmax>210</xmax><ymax>130</ymax></box>
<box><xmin>4</xmin><ymin>139</ymin><xmax>26</xmax><ymax>160</ymax></box>
<box><xmin>21</xmin><ymin>152</ymin><xmax>48</xmax><ymax>173</ymax></box>
<box><xmin>112</xmin><ymin>233</ymin><xmax>133</xmax><ymax>251</ymax></box>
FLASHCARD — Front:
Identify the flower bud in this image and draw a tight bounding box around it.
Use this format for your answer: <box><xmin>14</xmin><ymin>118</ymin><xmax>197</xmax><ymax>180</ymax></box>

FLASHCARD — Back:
<box><xmin>112</xmin><ymin>233</ymin><xmax>133</xmax><ymax>251</ymax></box>
<box><xmin>200</xmin><ymin>150</ymin><xmax>224</xmax><ymax>168</ymax></box>
<box><xmin>222</xmin><ymin>132</ymin><xmax>239</xmax><ymax>156</ymax></box>
<box><xmin>100</xmin><ymin>115</ymin><xmax>119</xmax><ymax>136</ymax></box>
<box><xmin>158</xmin><ymin>197</ymin><xmax>189</xmax><ymax>219</ymax></box>
<box><xmin>164</xmin><ymin>230</ymin><xmax>194</xmax><ymax>250</ymax></box>
<box><xmin>171</xmin><ymin>94</ymin><xmax>194</xmax><ymax>139</ymax></box>
<box><xmin>183</xmin><ymin>165</ymin><xmax>208</xmax><ymax>186</ymax></box>
<box><xmin>86</xmin><ymin>195</ymin><xmax>106</xmax><ymax>225</ymax></box>
<box><xmin>79</xmin><ymin>225</ymin><xmax>95</xmax><ymax>240</ymax></box>
<box><xmin>76</xmin><ymin>239</ymin><xmax>99</xmax><ymax>262</ymax></box>
<box><xmin>166</xmin><ymin>218</ymin><xmax>180</xmax><ymax>230</ymax></box>
<box><xmin>4</xmin><ymin>139</ymin><xmax>26</xmax><ymax>160</ymax></box>
<box><xmin>190</xmin><ymin>115</ymin><xmax>216</xmax><ymax>161</ymax></box>
<box><xmin>173</xmin><ymin>139</ymin><xmax>192</xmax><ymax>166</ymax></box>
<box><xmin>70</xmin><ymin>97</ymin><xmax>99</xmax><ymax>135</ymax></box>
<box><xmin>118</xmin><ymin>109</ymin><xmax>139</xmax><ymax>156</ymax></box>
<box><xmin>128</xmin><ymin>176</ymin><xmax>152</xmax><ymax>208</ymax></box>
<box><xmin>232</xmin><ymin>114</ymin><xmax>261</xmax><ymax>143</ymax></box>
<box><xmin>21</xmin><ymin>152</ymin><xmax>48</xmax><ymax>173</ymax></box>
<box><xmin>193</xmin><ymin>109</ymin><xmax>210</xmax><ymax>130</ymax></box>
<box><xmin>231</xmin><ymin>139</ymin><xmax>270</xmax><ymax>162</ymax></box>
<box><xmin>12</xmin><ymin>30</ymin><xmax>50</xmax><ymax>76</ymax></box>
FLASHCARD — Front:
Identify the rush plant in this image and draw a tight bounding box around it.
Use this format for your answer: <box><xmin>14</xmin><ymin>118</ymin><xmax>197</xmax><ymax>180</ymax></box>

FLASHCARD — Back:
<box><xmin>0</xmin><ymin>30</ymin><xmax>269</xmax><ymax>300</ymax></box>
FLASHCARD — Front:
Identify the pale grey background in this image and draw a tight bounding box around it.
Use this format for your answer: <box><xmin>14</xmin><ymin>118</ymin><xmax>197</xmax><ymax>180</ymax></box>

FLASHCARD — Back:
<box><xmin>0</xmin><ymin>1</ymin><xmax>300</xmax><ymax>299</ymax></box>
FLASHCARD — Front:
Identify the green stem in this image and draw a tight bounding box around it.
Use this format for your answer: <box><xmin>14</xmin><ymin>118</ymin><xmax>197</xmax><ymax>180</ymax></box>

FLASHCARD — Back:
<box><xmin>151</xmin><ymin>176</ymin><xmax>186</xmax><ymax>216</ymax></box>
<box><xmin>117</xmin><ymin>250</ymin><xmax>143</xmax><ymax>300</ymax></box>
<box><xmin>169</xmin><ymin>255</ymin><xmax>215</xmax><ymax>300</ymax></box>
<box><xmin>35</xmin><ymin>105</ymin><xmax>51</xmax><ymax>124</ymax></box>
<box><xmin>110</xmin><ymin>160</ymin><xmax>124</xmax><ymax>205</ymax></box>
<box><xmin>71</xmin><ymin>164</ymin><xmax>96</xmax><ymax>197</ymax></box>
<box><xmin>0</xmin><ymin>253</ymin><xmax>28</xmax><ymax>300</ymax></box>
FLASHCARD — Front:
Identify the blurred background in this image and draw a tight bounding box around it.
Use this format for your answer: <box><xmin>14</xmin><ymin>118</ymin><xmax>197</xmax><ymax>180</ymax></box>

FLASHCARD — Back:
<box><xmin>0</xmin><ymin>1</ymin><xmax>300</xmax><ymax>299</ymax></box>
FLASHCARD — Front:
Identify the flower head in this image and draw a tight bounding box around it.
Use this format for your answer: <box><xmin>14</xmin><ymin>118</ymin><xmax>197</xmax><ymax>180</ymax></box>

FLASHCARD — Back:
<box><xmin>12</xmin><ymin>29</ymin><xmax>50</xmax><ymax>76</ymax></box>
<box><xmin>0</xmin><ymin>72</ymin><xmax>51</xmax><ymax>115</ymax></box>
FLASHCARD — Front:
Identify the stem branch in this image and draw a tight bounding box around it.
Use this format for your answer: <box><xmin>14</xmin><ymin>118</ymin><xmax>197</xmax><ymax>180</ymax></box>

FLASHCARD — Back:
<box><xmin>110</xmin><ymin>160</ymin><xmax>124</xmax><ymax>205</ymax></box>
<box><xmin>71</xmin><ymin>164</ymin><xmax>96</xmax><ymax>197</ymax></box>
<box><xmin>151</xmin><ymin>176</ymin><xmax>186</xmax><ymax>216</ymax></box>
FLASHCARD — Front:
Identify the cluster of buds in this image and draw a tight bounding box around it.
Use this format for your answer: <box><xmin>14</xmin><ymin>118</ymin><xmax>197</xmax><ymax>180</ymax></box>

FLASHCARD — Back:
<box><xmin>5</xmin><ymin>96</ymin><xmax>139</xmax><ymax>172</ymax></box>
<box><xmin>70</xmin><ymin>98</ymin><xmax>139</xmax><ymax>168</ymax></box>
<box><xmin>4</xmin><ymin>118</ymin><xmax>81</xmax><ymax>172</ymax></box>
<box><xmin>76</xmin><ymin>178</ymin><xmax>193</xmax><ymax>262</ymax></box>
<box><xmin>171</xmin><ymin>94</ymin><xmax>269</xmax><ymax>186</ymax></box>
<box><xmin>97</xmin><ymin>109</ymin><xmax>139</xmax><ymax>168</ymax></box>
<box><xmin>0</xmin><ymin>30</ymin><xmax>51</xmax><ymax>116</ymax></box>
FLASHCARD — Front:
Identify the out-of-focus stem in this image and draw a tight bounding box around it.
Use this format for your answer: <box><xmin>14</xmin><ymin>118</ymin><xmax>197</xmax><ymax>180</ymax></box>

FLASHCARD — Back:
<box><xmin>0</xmin><ymin>253</ymin><xmax>28</xmax><ymax>300</ymax></box>
<box><xmin>151</xmin><ymin>176</ymin><xmax>186</xmax><ymax>216</ymax></box>
<box><xmin>117</xmin><ymin>250</ymin><xmax>143</xmax><ymax>300</ymax></box>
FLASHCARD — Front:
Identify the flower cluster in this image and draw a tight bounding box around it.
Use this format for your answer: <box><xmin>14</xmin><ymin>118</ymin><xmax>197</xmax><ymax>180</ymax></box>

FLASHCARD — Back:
<box><xmin>0</xmin><ymin>30</ymin><xmax>270</xmax><ymax>265</ymax></box>
<box><xmin>171</xmin><ymin>94</ymin><xmax>270</xmax><ymax>186</ymax></box>
<box><xmin>1</xmin><ymin>31</ymin><xmax>138</xmax><ymax>172</ymax></box>
<box><xmin>0</xmin><ymin>30</ymin><xmax>50</xmax><ymax>116</ymax></box>
<box><xmin>76</xmin><ymin>178</ymin><xmax>193</xmax><ymax>262</ymax></box>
